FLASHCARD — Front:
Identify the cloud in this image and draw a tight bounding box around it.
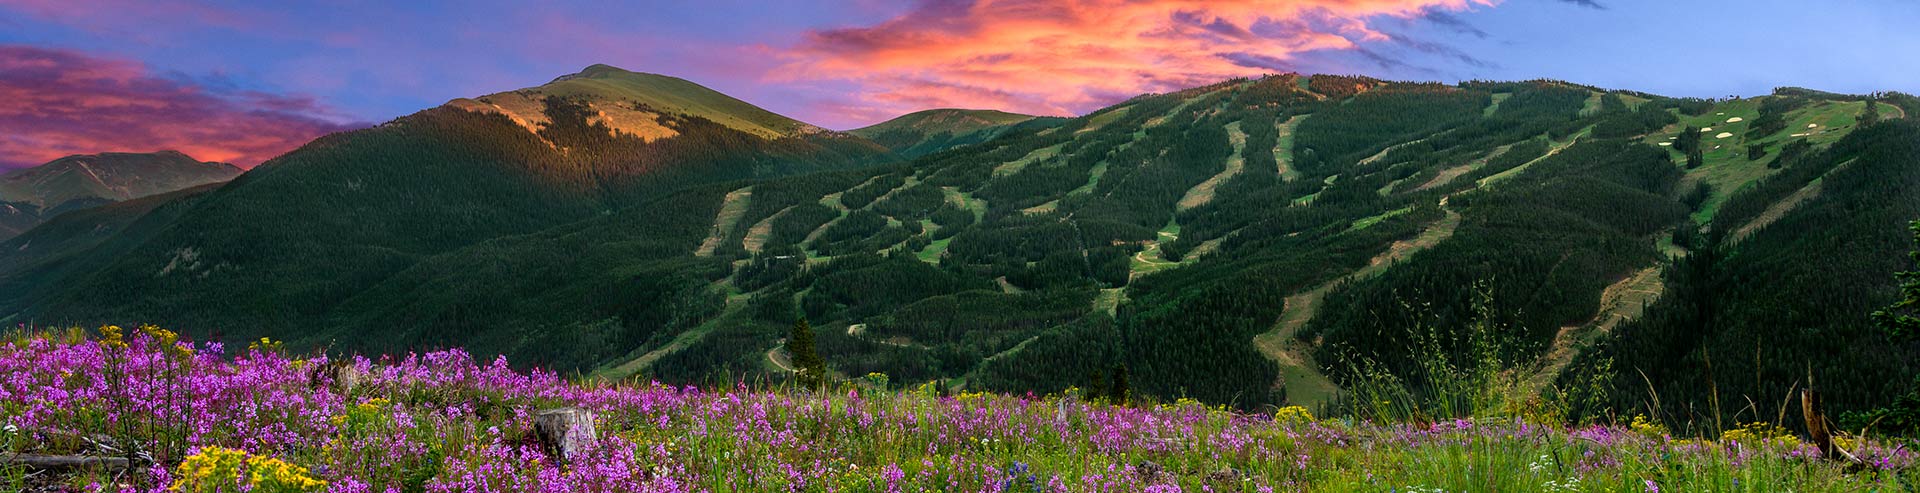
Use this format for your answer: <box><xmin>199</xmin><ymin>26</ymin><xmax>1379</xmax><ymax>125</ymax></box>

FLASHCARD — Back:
<box><xmin>0</xmin><ymin>45</ymin><xmax>360</xmax><ymax>169</ymax></box>
<box><xmin>1421</xmin><ymin>9</ymin><xmax>1488</xmax><ymax>39</ymax></box>
<box><xmin>774</xmin><ymin>0</ymin><xmax>1493</xmax><ymax>125</ymax></box>
<box><xmin>1555</xmin><ymin>0</ymin><xmax>1605</xmax><ymax>9</ymax></box>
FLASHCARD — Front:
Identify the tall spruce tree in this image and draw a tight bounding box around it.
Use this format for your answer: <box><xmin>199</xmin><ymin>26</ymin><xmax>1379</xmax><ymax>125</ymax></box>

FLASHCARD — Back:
<box><xmin>1861</xmin><ymin>222</ymin><xmax>1920</xmax><ymax>431</ymax></box>
<box><xmin>1862</xmin><ymin>98</ymin><xmax>1883</xmax><ymax>127</ymax></box>
<box><xmin>788</xmin><ymin>318</ymin><xmax>826</xmax><ymax>389</ymax></box>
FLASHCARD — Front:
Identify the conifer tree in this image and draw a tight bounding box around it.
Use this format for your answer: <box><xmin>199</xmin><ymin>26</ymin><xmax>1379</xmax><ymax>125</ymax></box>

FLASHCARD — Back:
<box><xmin>1862</xmin><ymin>98</ymin><xmax>1882</xmax><ymax>126</ymax></box>
<box><xmin>787</xmin><ymin>318</ymin><xmax>825</xmax><ymax>389</ymax></box>
<box><xmin>1110</xmin><ymin>365</ymin><xmax>1130</xmax><ymax>406</ymax></box>
<box><xmin>1861</xmin><ymin>221</ymin><xmax>1920</xmax><ymax>431</ymax></box>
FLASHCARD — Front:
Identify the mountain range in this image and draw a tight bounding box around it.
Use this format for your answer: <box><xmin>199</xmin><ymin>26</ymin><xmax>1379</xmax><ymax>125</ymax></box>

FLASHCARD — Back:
<box><xmin>5</xmin><ymin>65</ymin><xmax>1919</xmax><ymax>427</ymax></box>
<box><xmin>0</xmin><ymin>151</ymin><xmax>240</xmax><ymax>240</ymax></box>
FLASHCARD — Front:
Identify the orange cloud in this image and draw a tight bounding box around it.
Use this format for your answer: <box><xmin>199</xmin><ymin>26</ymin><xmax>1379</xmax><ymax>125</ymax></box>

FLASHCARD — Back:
<box><xmin>0</xmin><ymin>45</ymin><xmax>359</xmax><ymax>168</ymax></box>
<box><xmin>778</xmin><ymin>0</ymin><xmax>1493</xmax><ymax>120</ymax></box>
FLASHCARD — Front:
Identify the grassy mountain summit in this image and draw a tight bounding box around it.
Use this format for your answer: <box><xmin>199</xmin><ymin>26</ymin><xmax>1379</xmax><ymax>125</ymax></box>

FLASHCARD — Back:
<box><xmin>6</xmin><ymin>70</ymin><xmax>1920</xmax><ymax>436</ymax></box>
<box><xmin>0</xmin><ymin>150</ymin><xmax>240</xmax><ymax>240</ymax></box>
<box><xmin>448</xmin><ymin>64</ymin><xmax>833</xmax><ymax>140</ymax></box>
<box><xmin>851</xmin><ymin>108</ymin><xmax>1055</xmax><ymax>157</ymax></box>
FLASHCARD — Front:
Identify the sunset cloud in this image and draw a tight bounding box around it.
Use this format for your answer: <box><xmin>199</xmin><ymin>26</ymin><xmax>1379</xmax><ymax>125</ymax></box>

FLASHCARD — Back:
<box><xmin>0</xmin><ymin>45</ymin><xmax>359</xmax><ymax>169</ymax></box>
<box><xmin>776</xmin><ymin>0</ymin><xmax>1494</xmax><ymax>119</ymax></box>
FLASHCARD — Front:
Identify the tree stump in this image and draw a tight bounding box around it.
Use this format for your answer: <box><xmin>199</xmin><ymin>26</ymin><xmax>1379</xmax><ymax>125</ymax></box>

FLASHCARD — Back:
<box><xmin>1802</xmin><ymin>388</ymin><xmax>1861</xmax><ymax>463</ymax></box>
<box><xmin>308</xmin><ymin>361</ymin><xmax>363</xmax><ymax>393</ymax></box>
<box><xmin>534</xmin><ymin>407</ymin><xmax>597</xmax><ymax>462</ymax></box>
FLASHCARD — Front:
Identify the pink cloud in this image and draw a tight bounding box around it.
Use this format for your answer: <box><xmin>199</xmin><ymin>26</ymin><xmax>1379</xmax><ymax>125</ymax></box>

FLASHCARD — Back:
<box><xmin>0</xmin><ymin>45</ymin><xmax>359</xmax><ymax>169</ymax></box>
<box><xmin>775</xmin><ymin>0</ymin><xmax>1494</xmax><ymax>124</ymax></box>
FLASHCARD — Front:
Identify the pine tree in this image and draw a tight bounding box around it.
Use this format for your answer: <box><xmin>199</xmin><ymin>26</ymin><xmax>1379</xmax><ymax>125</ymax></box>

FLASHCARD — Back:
<box><xmin>1085</xmin><ymin>370</ymin><xmax>1107</xmax><ymax>402</ymax></box>
<box><xmin>787</xmin><ymin>318</ymin><xmax>826</xmax><ymax>389</ymax></box>
<box><xmin>1861</xmin><ymin>221</ymin><xmax>1920</xmax><ymax>431</ymax></box>
<box><xmin>1874</xmin><ymin>222</ymin><xmax>1920</xmax><ymax>338</ymax></box>
<box><xmin>1862</xmin><ymin>98</ymin><xmax>1882</xmax><ymax>127</ymax></box>
<box><xmin>1110</xmin><ymin>365</ymin><xmax>1130</xmax><ymax>406</ymax></box>
<box><xmin>1687</xmin><ymin>148</ymin><xmax>1704</xmax><ymax>169</ymax></box>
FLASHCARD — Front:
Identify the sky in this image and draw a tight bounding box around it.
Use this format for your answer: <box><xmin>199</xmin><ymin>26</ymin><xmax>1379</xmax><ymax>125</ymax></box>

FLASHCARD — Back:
<box><xmin>1</xmin><ymin>0</ymin><xmax>1916</xmax><ymax>169</ymax></box>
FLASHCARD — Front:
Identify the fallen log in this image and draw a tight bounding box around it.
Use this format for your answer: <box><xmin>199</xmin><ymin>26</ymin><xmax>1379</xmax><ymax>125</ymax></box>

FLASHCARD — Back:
<box><xmin>3</xmin><ymin>453</ymin><xmax>130</xmax><ymax>471</ymax></box>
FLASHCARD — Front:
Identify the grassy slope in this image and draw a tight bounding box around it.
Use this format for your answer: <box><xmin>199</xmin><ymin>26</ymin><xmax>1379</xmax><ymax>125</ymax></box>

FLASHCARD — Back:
<box><xmin>525</xmin><ymin>64</ymin><xmax>822</xmax><ymax>138</ymax></box>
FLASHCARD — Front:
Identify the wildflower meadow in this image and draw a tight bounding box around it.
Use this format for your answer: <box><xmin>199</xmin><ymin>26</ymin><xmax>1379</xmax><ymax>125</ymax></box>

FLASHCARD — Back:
<box><xmin>1</xmin><ymin>326</ymin><xmax>1915</xmax><ymax>492</ymax></box>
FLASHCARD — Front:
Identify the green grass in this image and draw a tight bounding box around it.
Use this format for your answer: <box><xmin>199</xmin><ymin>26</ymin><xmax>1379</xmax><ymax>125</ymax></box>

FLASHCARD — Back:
<box><xmin>1480</xmin><ymin>128</ymin><xmax>1591</xmax><ymax>188</ymax></box>
<box><xmin>532</xmin><ymin>64</ymin><xmax>816</xmax><ymax>138</ymax></box>
<box><xmin>1635</xmin><ymin>98</ymin><xmax>1877</xmax><ymax>225</ymax></box>
<box><xmin>1176</xmin><ymin>121</ymin><xmax>1247</xmax><ymax>211</ymax></box>
<box><xmin>1276</xmin><ymin>115</ymin><xmax>1307</xmax><ymax>182</ymax></box>
<box><xmin>941</xmin><ymin>186</ymin><xmax>987</xmax><ymax>222</ymax></box>
<box><xmin>992</xmin><ymin>144</ymin><xmax>1065</xmax><ymax>177</ymax></box>
<box><xmin>1483</xmin><ymin>92</ymin><xmax>1512</xmax><ymax>118</ymax></box>
<box><xmin>1076</xmin><ymin>105</ymin><xmax>1131</xmax><ymax>134</ymax></box>
<box><xmin>1128</xmin><ymin>218</ymin><xmax>1187</xmax><ymax>276</ymax></box>
<box><xmin>1345</xmin><ymin>206</ymin><xmax>1413</xmax><ymax>233</ymax></box>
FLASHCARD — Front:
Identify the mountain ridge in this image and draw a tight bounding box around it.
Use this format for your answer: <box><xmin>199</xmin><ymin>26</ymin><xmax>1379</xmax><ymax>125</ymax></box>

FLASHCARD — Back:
<box><xmin>6</xmin><ymin>70</ymin><xmax>1920</xmax><ymax>427</ymax></box>
<box><xmin>851</xmin><ymin>108</ymin><xmax>1057</xmax><ymax>158</ymax></box>
<box><xmin>0</xmin><ymin>150</ymin><xmax>241</xmax><ymax>240</ymax></box>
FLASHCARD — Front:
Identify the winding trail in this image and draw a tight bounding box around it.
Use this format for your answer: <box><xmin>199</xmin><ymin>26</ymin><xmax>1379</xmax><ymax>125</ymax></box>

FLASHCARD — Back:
<box><xmin>766</xmin><ymin>344</ymin><xmax>794</xmax><ymax>372</ymax></box>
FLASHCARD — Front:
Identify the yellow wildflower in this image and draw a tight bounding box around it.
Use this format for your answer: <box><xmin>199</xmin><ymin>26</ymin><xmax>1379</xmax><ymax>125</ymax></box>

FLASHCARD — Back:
<box><xmin>98</xmin><ymin>325</ymin><xmax>127</xmax><ymax>350</ymax></box>
<box><xmin>1629</xmin><ymin>415</ymin><xmax>1668</xmax><ymax>438</ymax></box>
<box><xmin>170</xmin><ymin>445</ymin><xmax>325</xmax><ymax>492</ymax></box>
<box><xmin>1274</xmin><ymin>406</ymin><xmax>1316</xmax><ymax>426</ymax></box>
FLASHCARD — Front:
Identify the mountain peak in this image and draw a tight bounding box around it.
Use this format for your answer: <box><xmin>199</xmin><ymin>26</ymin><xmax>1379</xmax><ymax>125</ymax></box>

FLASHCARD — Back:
<box><xmin>551</xmin><ymin>63</ymin><xmax>637</xmax><ymax>83</ymax></box>
<box><xmin>453</xmin><ymin>65</ymin><xmax>825</xmax><ymax>140</ymax></box>
<box><xmin>0</xmin><ymin>150</ymin><xmax>242</xmax><ymax>239</ymax></box>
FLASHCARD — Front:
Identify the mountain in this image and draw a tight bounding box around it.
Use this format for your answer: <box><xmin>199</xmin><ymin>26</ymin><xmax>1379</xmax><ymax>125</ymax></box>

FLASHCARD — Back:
<box><xmin>8</xmin><ymin>70</ymin><xmax>1920</xmax><ymax>428</ymax></box>
<box><xmin>447</xmin><ymin>64</ymin><xmax>831</xmax><ymax>140</ymax></box>
<box><xmin>851</xmin><ymin>109</ymin><xmax>1056</xmax><ymax>158</ymax></box>
<box><xmin>0</xmin><ymin>64</ymin><xmax>894</xmax><ymax>343</ymax></box>
<box><xmin>0</xmin><ymin>151</ymin><xmax>240</xmax><ymax>240</ymax></box>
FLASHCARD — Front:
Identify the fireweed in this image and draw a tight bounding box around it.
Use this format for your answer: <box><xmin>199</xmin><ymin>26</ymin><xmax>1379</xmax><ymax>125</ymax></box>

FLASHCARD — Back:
<box><xmin>0</xmin><ymin>328</ymin><xmax>1916</xmax><ymax>492</ymax></box>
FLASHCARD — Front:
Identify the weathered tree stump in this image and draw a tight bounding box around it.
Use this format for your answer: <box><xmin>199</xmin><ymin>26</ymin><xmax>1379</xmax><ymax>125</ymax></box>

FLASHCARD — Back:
<box><xmin>308</xmin><ymin>361</ymin><xmax>363</xmax><ymax>393</ymax></box>
<box><xmin>1802</xmin><ymin>388</ymin><xmax>1861</xmax><ymax>463</ymax></box>
<box><xmin>534</xmin><ymin>407</ymin><xmax>597</xmax><ymax>462</ymax></box>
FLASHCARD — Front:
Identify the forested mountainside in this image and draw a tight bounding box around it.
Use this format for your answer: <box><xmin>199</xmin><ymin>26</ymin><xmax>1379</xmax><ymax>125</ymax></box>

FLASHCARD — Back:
<box><xmin>0</xmin><ymin>64</ymin><xmax>894</xmax><ymax>346</ymax></box>
<box><xmin>850</xmin><ymin>109</ymin><xmax>1058</xmax><ymax>158</ymax></box>
<box><xmin>5</xmin><ymin>69</ymin><xmax>1919</xmax><ymax>429</ymax></box>
<box><xmin>0</xmin><ymin>151</ymin><xmax>241</xmax><ymax>240</ymax></box>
